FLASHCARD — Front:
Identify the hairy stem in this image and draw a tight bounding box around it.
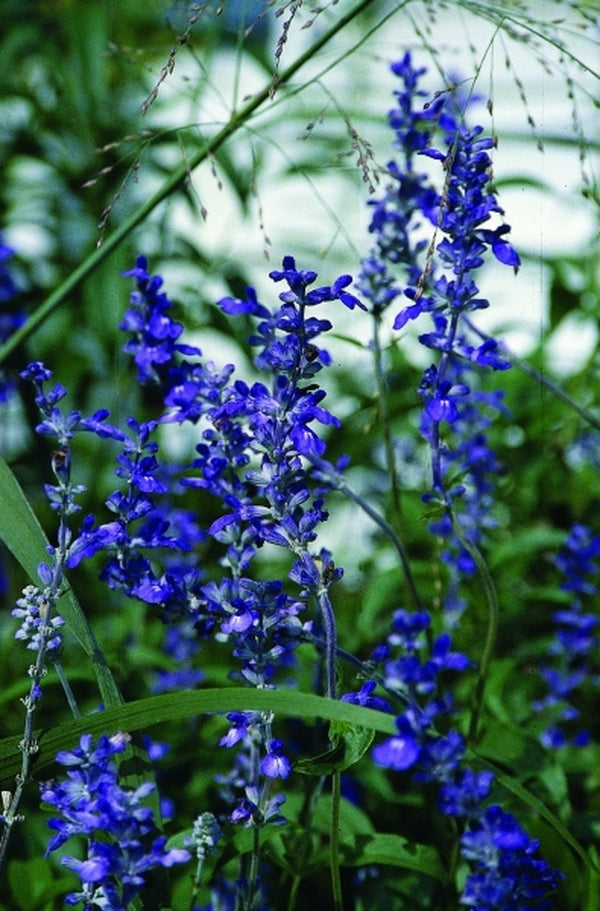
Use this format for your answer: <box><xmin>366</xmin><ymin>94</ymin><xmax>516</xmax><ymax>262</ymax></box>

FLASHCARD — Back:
<box><xmin>0</xmin><ymin>619</ymin><xmax>53</xmax><ymax>870</ymax></box>
<box><xmin>318</xmin><ymin>588</ymin><xmax>338</xmax><ymax>702</ymax></box>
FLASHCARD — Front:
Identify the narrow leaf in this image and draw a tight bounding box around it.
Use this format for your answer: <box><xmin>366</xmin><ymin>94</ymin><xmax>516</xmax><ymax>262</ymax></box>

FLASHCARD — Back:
<box><xmin>0</xmin><ymin>688</ymin><xmax>397</xmax><ymax>784</ymax></box>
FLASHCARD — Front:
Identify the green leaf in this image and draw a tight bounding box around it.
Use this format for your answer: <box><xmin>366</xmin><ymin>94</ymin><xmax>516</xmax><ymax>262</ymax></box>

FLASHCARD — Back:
<box><xmin>0</xmin><ymin>456</ymin><xmax>122</xmax><ymax>711</ymax></box>
<box><xmin>339</xmin><ymin>833</ymin><xmax>447</xmax><ymax>884</ymax></box>
<box><xmin>524</xmin><ymin>813</ymin><xmax>585</xmax><ymax>911</ymax></box>
<box><xmin>475</xmin><ymin>720</ymin><xmax>548</xmax><ymax>776</ymax></box>
<box><xmin>583</xmin><ymin>847</ymin><xmax>600</xmax><ymax>911</ymax></box>
<box><xmin>477</xmin><ymin>759</ymin><xmax>593</xmax><ymax>874</ymax></box>
<box><xmin>295</xmin><ymin>720</ymin><xmax>375</xmax><ymax>774</ymax></box>
<box><xmin>0</xmin><ymin>688</ymin><xmax>397</xmax><ymax>785</ymax></box>
<box><xmin>6</xmin><ymin>855</ymin><xmax>74</xmax><ymax>909</ymax></box>
<box><xmin>488</xmin><ymin>525</ymin><xmax>566</xmax><ymax>571</ymax></box>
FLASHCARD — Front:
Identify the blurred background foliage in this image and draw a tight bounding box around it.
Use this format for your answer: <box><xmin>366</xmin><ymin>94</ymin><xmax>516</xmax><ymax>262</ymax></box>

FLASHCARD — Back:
<box><xmin>0</xmin><ymin>1</ymin><xmax>599</xmax><ymax>906</ymax></box>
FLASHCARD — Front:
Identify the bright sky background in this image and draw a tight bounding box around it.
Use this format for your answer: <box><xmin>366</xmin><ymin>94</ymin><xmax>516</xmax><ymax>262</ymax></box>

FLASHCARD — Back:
<box><xmin>142</xmin><ymin>2</ymin><xmax>599</xmax><ymax>378</ymax></box>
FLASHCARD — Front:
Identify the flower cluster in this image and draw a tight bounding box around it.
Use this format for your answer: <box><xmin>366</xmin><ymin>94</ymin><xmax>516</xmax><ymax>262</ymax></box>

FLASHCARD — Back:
<box><xmin>66</xmin><ymin>418</ymin><xmax>205</xmax><ymax>605</ymax></box>
<box><xmin>459</xmin><ymin>804</ymin><xmax>562</xmax><ymax>910</ymax></box>
<box><xmin>111</xmin><ymin>256</ymin><xmax>353</xmax><ymax>686</ymax></box>
<box><xmin>533</xmin><ymin>523</ymin><xmax>600</xmax><ymax>748</ymax></box>
<box><xmin>184</xmin><ymin>257</ymin><xmax>358</xmax><ymax>853</ymax></box>
<box><xmin>369</xmin><ymin>606</ymin><xmax>561</xmax><ymax>909</ymax></box>
<box><xmin>12</xmin><ymin>585</ymin><xmax>65</xmax><ymax>655</ymax></box>
<box><xmin>20</xmin><ymin>362</ymin><xmax>128</xmax><ymax>585</ymax></box>
<box><xmin>1</xmin><ymin>42</ymin><xmax>583</xmax><ymax>911</ymax></box>
<box><xmin>7</xmin><ymin>365</ymin><xmax>125</xmax><ymax>788</ymax></box>
<box><xmin>356</xmin><ymin>52</ymin><xmax>443</xmax><ymax>314</ymax></box>
<box><xmin>21</xmin><ymin>361</ymin><xmax>125</xmax><ymax>449</ymax></box>
<box><xmin>42</xmin><ymin>253</ymin><xmax>359</xmax><ymax>905</ymax></box>
<box><xmin>360</xmin><ymin>53</ymin><xmax>518</xmax><ymax>620</ymax></box>
<box><xmin>120</xmin><ymin>256</ymin><xmax>201</xmax><ymax>385</ymax></box>
<box><xmin>398</xmin><ymin>122</ymin><xmax>518</xmax><ymax>591</ymax></box>
<box><xmin>358</xmin><ymin>53</ymin><xmax>560</xmax><ymax>909</ymax></box>
<box><xmin>41</xmin><ymin>732</ymin><xmax>190</xmax><ymax>909</ymax></box>
<box><xmin>367</xmin><ymin>607</ymin><xmax>470</xmax><ymax>772</ymax></box>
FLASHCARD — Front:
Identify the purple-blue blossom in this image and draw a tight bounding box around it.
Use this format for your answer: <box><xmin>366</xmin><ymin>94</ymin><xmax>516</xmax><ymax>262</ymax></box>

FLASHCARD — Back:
<box><xmin>533</xmin><ymin>524</ymin><xmax>600</xmax><ymax>748</ymax></box>
<box><xmin>41</xmin><ymin>732</ymin><xmax>190</xmax><ymax>908</ymax></box>
<box><xmin>269</xmin><ymin>255</ymin><xmax>365</xmax><ymax>310</ymax></box>
<box><xmin>356</xmin><ymin>52</ymin><xmax>445</xmax><ymax>313</ymax></box>
<box><xmin>354</xmin><ymin>55</ymin><xmax>517</xmax><ymax>624</ymax></box>
<box><xmin>121</xmin><ymin>254</ymin><xmax>201</xmax><ymax>386</ymax></box>
<box><xmin>460</xmin><ymin>805</ymin><xmax>562</xmax><ymax>910</ymax></box>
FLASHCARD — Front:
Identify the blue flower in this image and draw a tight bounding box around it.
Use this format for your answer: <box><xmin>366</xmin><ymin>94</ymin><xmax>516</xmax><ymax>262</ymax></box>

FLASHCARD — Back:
<box><xmin>357</xmin><ymin>53</ymin><xmax>444</xmax><ymax>315</ymax></box>
<box><xmin>20</xmin><ymin>363</ymin><xmax>125</xmax><ymax>447</ymax></box>
<box><xmin>41</xmin><ymin>732</ymin><xmax>190</xmax><ymax>907</ymax></box>
<box><xmin>356</xmin><ymin>57</ymin><xmax>517</xmax><ymax>623</ymax></box>
<box><xmin>438</xmin><ymin>768</ymin><xmax>493</xmax><ymax>818</ymax></box>
<box><xmin>372</xmin><ymin>716</ymin><xmax>420</xmax><ymax>771</ymax></box>
<box><xmin>415</xmin><ymin>729</ymin><xmax>465</xmax><ymax>783</ymax></box>
<box><xmin>261</xmin><ymin>740</ymin><xmax>292</xmax><ymax>779</ymax></box>
<box><xmin>533</xmin><ymin>524</ymin><xmax>600</xmax><ymax>748</ymax></box>
<box><xmin>460</xmin><ymin>805</ymin><xmax>562</xmax><ymax>909</ymax></box>
<box><xmin>341</xmin><ymin>680</ymin><xmax>392</xmax><ymax>713</ymax></box>
<box><xmin>370</xmin><ymin>600</ymin><xmax>471</xmax><ymax>781</ymax></box>
<box><xmin>121</xmin><ymin>254</ymin><xmax>201</xmax><ymax>386</ymax></box>
<box><xmin>268</xmin><ymin>255</ymin><xmax>365</xmax><ymax>310</ymax></box>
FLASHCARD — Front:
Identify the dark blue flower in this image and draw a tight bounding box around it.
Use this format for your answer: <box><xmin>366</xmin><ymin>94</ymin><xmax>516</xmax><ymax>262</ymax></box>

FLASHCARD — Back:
<box><xmin>438</xmin><ymin>768</ymin><xmax>493</xmax><ymax>818</ymax></box>
<box><xmin>533</xmin><ymin>524</ymin><xmax>600</xmax><ymax>748</ymax></box>
<box><xmin>341</xmin><ymin>680</ymin><xmax>392</xmax><ymax>713</ymax></box>
<box><xmin>460</xmin><ymin>805</ymin><xmax>562</xmax><ymax>909</ymax></box>
<box><xmin>385</xmin><ymin>115</ymin><xmax>519</xmax><ymax>561</ymax></box>
<box><xmin>372</xmin><ymin>716</ymin><xmax>420</xmax><ymax>771</ymax></box>
<box><xmin>41</xmin><ymin>732</ymin><xmax>190</xmax><ymax>907</ymax></box>
<box><xmin>269</xmin><ymin>255</ymin><xmax>365</xmax><ymax>309</ymax></box>
<box><xmin>415</xmin><ymin>729</ymin><xmax>465</xmax><ymax>783</ymax></box>
<box><xmin>357</xmin><ymin>53</ymin><xmax>445</xmax><ymax>316</ymax></box>
<box><xmin>121</xmin><ymin>254</ymin><xmax>201</xmax><ymax>386</ymax></box>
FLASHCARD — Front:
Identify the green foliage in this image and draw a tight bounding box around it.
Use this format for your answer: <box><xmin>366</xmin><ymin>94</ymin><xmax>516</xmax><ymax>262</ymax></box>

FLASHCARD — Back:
<box><xmin>295</xmin><ymin>721</ymin><xmax>375</xmax><ymax>775</ymax></box>
<box><xmin>0</xmin><ymin>1</ymin><xmax>599</xmax><ymax>908</ymax></box>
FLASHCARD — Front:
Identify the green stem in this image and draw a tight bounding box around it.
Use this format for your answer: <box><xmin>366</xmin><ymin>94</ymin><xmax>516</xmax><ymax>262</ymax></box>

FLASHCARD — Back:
<box><xmin>246</xmin><ymin>825</ymin><xmax>261</xmax><ymax>911</ymax></box>
<box><xmin>286</xmin><ymin>879</ymin><xmax>301</xmax><ymax>911</ymax></box>
<box><xmin>464</xmin><ymin>318</ymin><xmax>600</xmax><ymax>433</ymax></box>
<box><xmin>0</xmin><ymin>615</ymin><xmax>55</xmax><ymax>871</ymax></box>
<box><xmin>315</xmin><ymin>464</ymin><xmax>424</xmax><ymax>613</ymax></box>
<box><xmin>372</xmin><ymin>311</ymin><xmax>404</xmax><ymax>520</ymax></box>
<box><xmin>285</xmin><ymin>777</ymin><xmax>326</xmax><ymax>911</ymax></box>
<box><xmin>53</xmin><ymin>660</ymin><xmax>81</xmax><ymax>718</ymax></box>
<box><xmin>330</xmin><ymin>770</ymin><xmax>343</xmax><ymax>911</ymax></box>
<box><xmin>0</xmin><ymin>0</ymin><xmax>378</xmax><ymax>366</ymax></box>
<box><xmin>188</xmin><ymin>856</ymin><xmax>206</xmax><ymax>911</ymax></box>
<box><xmin>448</xmin><ymin>509</ymin><xmax>499</xmax><ymax>744</ymax></box>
